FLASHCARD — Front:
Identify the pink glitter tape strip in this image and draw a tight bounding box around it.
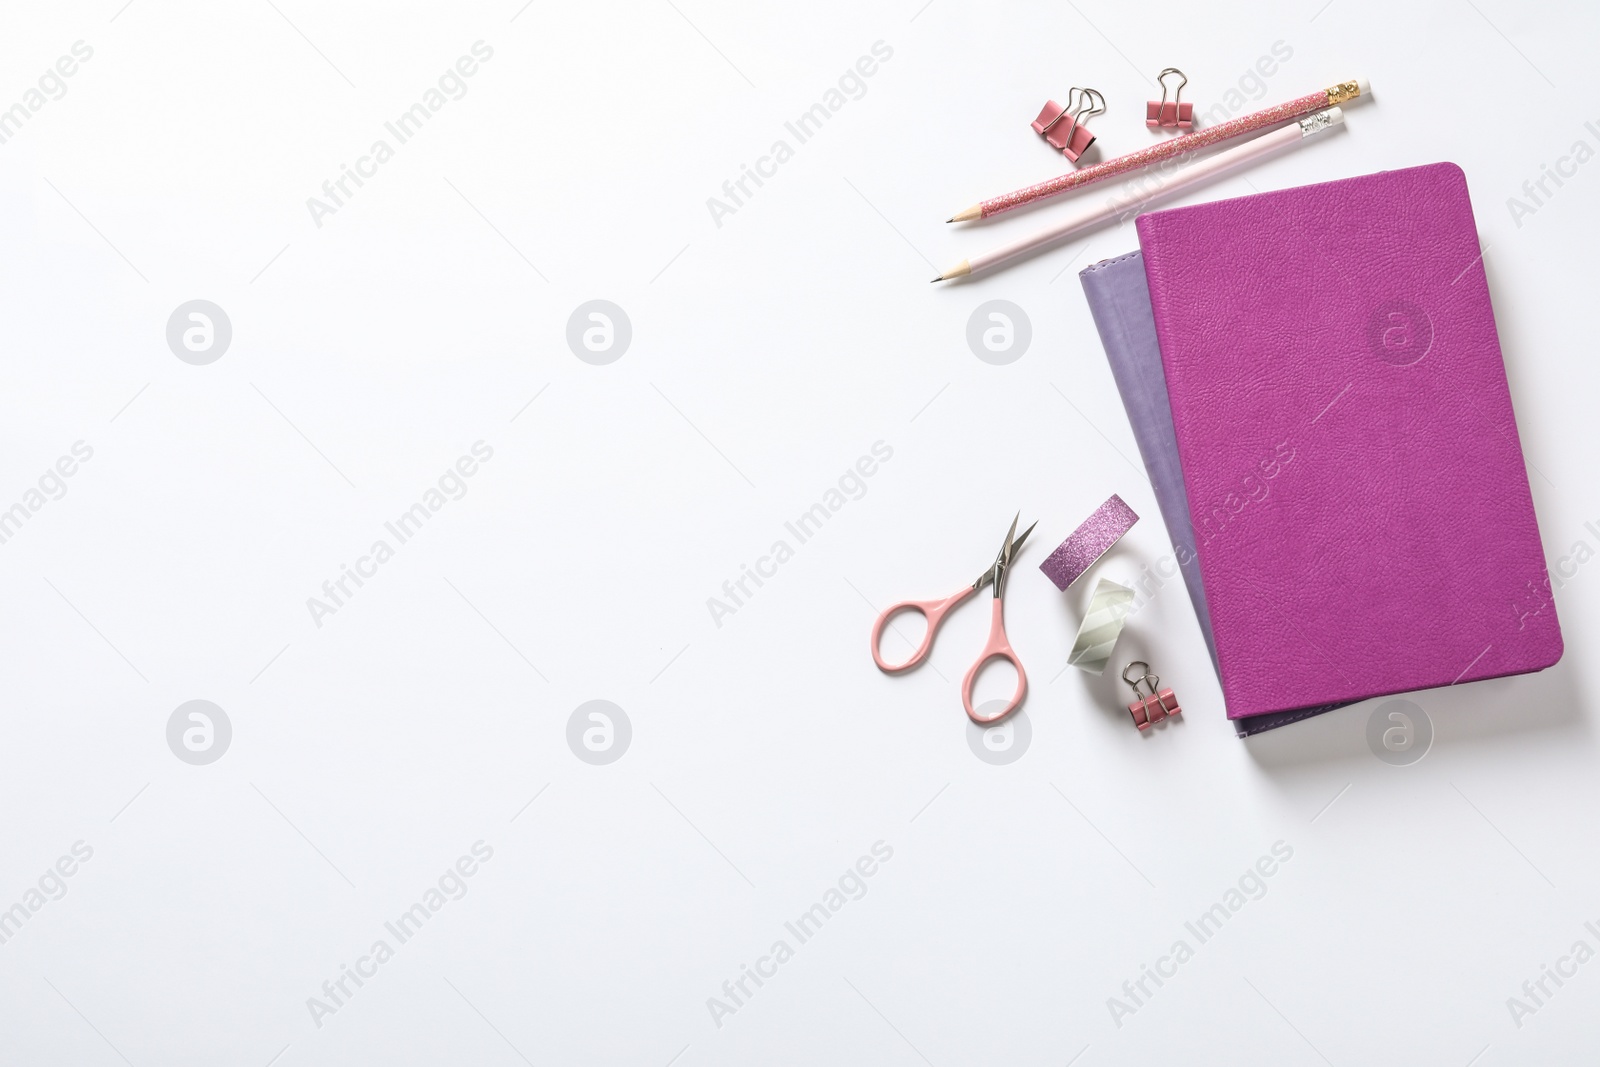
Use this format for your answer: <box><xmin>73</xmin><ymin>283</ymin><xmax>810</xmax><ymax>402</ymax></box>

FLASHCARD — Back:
<box><xmin>982</xmin><ymin>90</ymin><xmax>1329</xmax><ymax>218</ymax></box>
<box><xmin>1039</xmin><ymin>494</ymin><xmax>1139</xmax><ymax>591</ymax></box>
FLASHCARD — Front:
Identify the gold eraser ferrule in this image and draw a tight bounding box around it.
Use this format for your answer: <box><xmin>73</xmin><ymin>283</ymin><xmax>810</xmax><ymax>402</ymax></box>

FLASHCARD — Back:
<box><xmin>1326</xmin><ymin>80</ymin><xmax>1363</xmax><ymax>105</ymax></box>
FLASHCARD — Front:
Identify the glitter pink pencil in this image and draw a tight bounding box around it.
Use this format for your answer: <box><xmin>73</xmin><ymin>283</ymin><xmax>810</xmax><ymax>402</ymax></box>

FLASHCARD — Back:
<box><xmin>933</xmin><ymin>107</ymin><xmax>1345</xmax><ymax>281</ymax></box>
<box><xmin>947</xmin><ymin>78</ymin><xmax>1369</xmax><ymax>223</ymax></box>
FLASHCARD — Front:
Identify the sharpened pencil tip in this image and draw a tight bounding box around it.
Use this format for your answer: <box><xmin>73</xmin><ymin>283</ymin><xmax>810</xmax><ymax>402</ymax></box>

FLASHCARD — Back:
<box><xmin>930</xmin><ymin>275</ymin><xmax>942</xmax><ymax>283</ymax></box>
<box><xmin>945</xmin><ymin>217</ymin><xmax>954</xmax><ymax>223</ymax></box>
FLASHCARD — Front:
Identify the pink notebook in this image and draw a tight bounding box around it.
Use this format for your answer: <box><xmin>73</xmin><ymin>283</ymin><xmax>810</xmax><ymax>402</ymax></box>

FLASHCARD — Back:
<box><xmin>1135</xmin><ymin>163</ymin><xmax>1562</xmax><ymax>719</ymax></box>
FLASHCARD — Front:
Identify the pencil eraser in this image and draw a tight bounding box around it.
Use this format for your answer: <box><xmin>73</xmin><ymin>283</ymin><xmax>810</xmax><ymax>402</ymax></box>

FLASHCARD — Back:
<box><xmin>1342</xmin><ymin>78</ymin><xmax>1374</xmax><ymax>106</ymax></box>
<box><xmin>1039</xmin><ymin>494</ymin><xmax>1139</xmax><ymax>591</ymax></box>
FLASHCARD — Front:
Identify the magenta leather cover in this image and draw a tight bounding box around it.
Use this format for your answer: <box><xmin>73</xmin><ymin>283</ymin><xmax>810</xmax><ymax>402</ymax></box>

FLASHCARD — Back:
<box><xmin>1135</xmin><ymin>162</ymin><xmax>1562</xmax><ymax>719</ymax></box>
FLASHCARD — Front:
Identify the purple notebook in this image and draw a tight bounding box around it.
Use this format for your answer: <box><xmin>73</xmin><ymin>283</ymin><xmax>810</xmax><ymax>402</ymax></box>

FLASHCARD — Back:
<box><xmin>1133</xmin><ymin>163</ymin><xmax>1562</xmax><ymax>719</ymax></box>
<box><xmin>1080</xmin><ymin>251</ymin><xmax>1344</xmax><ymax>736</ymax></box>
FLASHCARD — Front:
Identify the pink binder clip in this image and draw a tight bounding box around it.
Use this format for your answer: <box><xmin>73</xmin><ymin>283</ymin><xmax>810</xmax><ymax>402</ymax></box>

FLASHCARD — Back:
<box><xmin>1032</xmin><ymin>87</ymin><xmax>1104</xmax><ymax>162</ymax></box>
<box><xmin>1146</xmin><ymin>68</ymin><xmax>1193</xmax><ymax>129</ymax></box>
<box><xmin>1123</xmin><ymin>661</ymin><xmax>1181</xmax><ymax>730</ymax></box>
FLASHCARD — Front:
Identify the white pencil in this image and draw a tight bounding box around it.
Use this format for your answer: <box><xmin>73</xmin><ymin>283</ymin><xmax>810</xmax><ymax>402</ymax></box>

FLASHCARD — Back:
<box><xmin>932</xmin><ymin>107</ymin><xmax>1345</xmax><ymax>282</ymax></box>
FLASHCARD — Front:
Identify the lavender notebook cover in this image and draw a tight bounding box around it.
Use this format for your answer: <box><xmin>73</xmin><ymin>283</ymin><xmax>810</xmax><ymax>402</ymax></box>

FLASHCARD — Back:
<box><xmin>1135</xmin><ymin>162</ymin><xmax>1562</xmax><ymax>719</ymax></box>
<box><xmin>1080</xmin><ymin>251</ymin><xmax>1343</xmax><ymax>736</ymax></box>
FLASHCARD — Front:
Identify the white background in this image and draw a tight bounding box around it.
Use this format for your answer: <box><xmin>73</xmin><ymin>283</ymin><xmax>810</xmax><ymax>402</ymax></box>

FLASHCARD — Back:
<box><xmin>2</xmin><ymin>0</ymin><xmax>1597</xmax><ymax>1063</ymax></box>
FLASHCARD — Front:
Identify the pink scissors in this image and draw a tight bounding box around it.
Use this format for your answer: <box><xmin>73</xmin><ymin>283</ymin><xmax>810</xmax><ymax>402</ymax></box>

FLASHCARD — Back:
<box><xmin>870</xmin><ymin>514</ymin><xmax>1037</xmax><ymax>725</ymax></box>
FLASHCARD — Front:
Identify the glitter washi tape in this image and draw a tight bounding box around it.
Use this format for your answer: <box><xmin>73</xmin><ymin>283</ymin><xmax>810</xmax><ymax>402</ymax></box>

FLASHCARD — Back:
<box><xmin>1039</xmin><ymin>494</ymin><xmax>1139</xmax><ymax>591</ymax></box>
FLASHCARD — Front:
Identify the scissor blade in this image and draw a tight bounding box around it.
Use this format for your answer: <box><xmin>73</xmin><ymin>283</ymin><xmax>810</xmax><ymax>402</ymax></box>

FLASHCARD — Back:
<box><xmin>999</xmin><ymin>514</ymin><xmax>1040</xmax><ymax>568</ymax></box>
<box><xmin>976</xmin><ymin>514</ymin><xmax>1033</xmax><ymax>589</ymax></box>
<box><xmin>1010</xmin><ymin>520</ymin><xmax>1038</xmax><ymax>558</ymax></box>
<box><xmin>997</xmin><ymin>512</ymin><xmax>1020</xmax><ymax>563</ymax></box>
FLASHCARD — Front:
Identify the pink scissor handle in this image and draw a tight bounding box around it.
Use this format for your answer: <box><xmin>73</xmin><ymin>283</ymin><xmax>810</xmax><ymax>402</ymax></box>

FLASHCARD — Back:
<box><xmin>961</xmin><ymin>598</ymin><xmax>1027</xmax><ymax>724</ymax></box>
<box><xmin>870</xmin><ymin>585</ymin><xmax>977</xmax><ymax>673</ymax></box>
